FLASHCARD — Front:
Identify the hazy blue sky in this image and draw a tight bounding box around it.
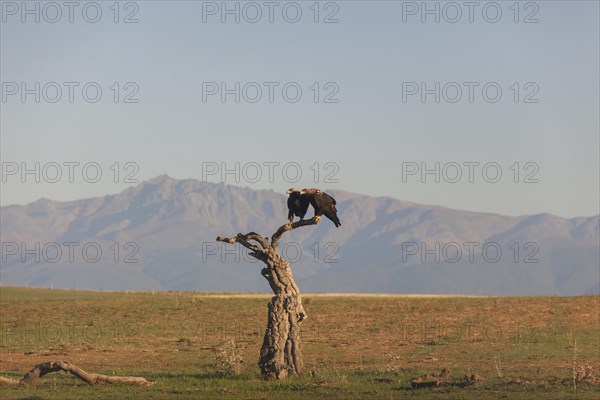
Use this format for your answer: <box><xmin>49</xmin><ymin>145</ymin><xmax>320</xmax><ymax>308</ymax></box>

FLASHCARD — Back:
<box><xmin>1</xmin><ymin>0</ymin><xmax>598</xmax><ymax>218</ymax></box>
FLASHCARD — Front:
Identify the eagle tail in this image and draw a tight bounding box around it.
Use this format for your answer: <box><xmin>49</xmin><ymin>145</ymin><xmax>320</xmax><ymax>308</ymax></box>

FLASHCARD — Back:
<box><xmin>330</xmin><ymin>214</ymin><xmax>341</xmax><ymax>228</ymax></box>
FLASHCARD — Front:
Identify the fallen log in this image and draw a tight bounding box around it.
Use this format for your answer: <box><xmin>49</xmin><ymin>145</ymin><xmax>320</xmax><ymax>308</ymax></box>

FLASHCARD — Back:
<box><xmin>0</xmin><ymin>360</ymin><xmax>154</xmax><ymax>386</ymax></box>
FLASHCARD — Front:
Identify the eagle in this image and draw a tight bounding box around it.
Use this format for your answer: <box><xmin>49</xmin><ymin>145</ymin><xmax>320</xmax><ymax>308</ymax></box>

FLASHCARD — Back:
<box><xmin>286</xmin><ymin>188</ymin><xmax>341</xmax><ymax>227</ymax></box>
<box><xmin>286</xmin><ymin>188</ymin><xmax>310</xmax><ymax>223</ymax></box>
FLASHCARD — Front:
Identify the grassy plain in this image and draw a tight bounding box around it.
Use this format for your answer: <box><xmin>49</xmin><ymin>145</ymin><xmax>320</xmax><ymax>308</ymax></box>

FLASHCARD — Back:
<box><xmin>0</xmin><ymin>287</ymin><xmax>598</xmax><ymax>399</ymax></box>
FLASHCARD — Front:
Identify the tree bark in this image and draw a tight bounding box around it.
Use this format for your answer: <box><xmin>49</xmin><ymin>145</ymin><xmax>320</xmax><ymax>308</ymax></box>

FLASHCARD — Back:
<box><xmin>0</xmin><ymin>361</ymin><xmax>154</xmax><ymax>386</ymax></box>
<box><xmin>217</xmin><ymin>216</ymin><xmax>319</xmax><ymax>380</ymax></box>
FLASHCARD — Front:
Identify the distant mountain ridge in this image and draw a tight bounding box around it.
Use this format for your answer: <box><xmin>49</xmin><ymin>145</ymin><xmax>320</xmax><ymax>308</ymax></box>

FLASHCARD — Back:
<box><xmin>1</xmin><ymin>175</ymin><xmax>598</xmax><ymax>295</ymax></box>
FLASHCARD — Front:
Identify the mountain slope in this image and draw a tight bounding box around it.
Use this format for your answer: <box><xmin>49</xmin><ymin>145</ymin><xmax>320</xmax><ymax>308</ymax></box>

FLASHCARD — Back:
<box><xmin>1</xmin><ymin>175</ymin><xmax>598</xmax><ymax>295</ymax></box>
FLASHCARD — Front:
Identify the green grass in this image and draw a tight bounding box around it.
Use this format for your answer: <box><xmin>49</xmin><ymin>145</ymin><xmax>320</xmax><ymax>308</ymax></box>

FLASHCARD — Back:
<box><xmin>1</xmin><ymin>287</ymin><xmax>599</xmax><ymax>399</ymax></box>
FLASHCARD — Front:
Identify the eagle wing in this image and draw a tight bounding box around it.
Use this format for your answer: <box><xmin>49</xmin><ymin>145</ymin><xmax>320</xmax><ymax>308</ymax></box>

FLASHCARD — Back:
<box><xmin>297</xmin><ymin>197</ymin><xmax>310</xmax><ymax>217</ymax></box>
<box><xmin>288</xmin><ymin>194</ymin><xmax>310</xmax><ymax>218</ymax></box>
<box><xmin>315</xmin><ymin>191</ymin><xmax>341</xmax><ymax>227</ymax></box>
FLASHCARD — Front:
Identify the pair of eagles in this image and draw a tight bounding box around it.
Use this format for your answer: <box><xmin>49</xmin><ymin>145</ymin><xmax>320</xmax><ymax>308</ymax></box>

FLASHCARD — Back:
<box><xmin>286</xmin><ymin>188</ymin><xmax>341</xmax><ymax>228</ymax></box>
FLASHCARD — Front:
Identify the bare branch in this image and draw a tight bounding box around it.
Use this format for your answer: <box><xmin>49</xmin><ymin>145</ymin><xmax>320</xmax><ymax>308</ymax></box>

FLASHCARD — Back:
<box><xmin>250</xmin><ymin>251</ymin><xmax>268</xmax><ymax>262</ymax></box>
<box><xmin>271</xmin><ymin>217</ymin><xmax>320</xmax><ymax>248</ymax></box>
<box><xmin>216</xmin><ymin>232</ymin><xmax>269</xmax><ymax>254</ymax></box>
<box><xmin>216</xmin><ymin>235</ymin><xmax>236</xmax><ymax>244</ymax></box>
<box><xmin>244</xmin><ymin>232</ymin><xmax>269</xmax><ymax>249</ymax></box>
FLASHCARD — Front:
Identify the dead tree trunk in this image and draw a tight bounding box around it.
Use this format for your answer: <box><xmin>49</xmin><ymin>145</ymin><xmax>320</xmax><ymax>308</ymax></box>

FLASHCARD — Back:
<box><xmin>217</xmin><ymin>217</ymin><xmax>319</xmax><ymax>380</ymax></box>
<box><xmin>0</xmin><ymin>361</ymin><xmax>154</xmax><ymax>386</ymax></box>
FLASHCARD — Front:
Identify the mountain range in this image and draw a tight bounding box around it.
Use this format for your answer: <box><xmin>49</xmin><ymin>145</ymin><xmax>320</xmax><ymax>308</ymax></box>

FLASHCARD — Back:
<box><xmin>1</xmin><ymin>175</ymin><xmax>598</xmax><ymax>295</ymax></box>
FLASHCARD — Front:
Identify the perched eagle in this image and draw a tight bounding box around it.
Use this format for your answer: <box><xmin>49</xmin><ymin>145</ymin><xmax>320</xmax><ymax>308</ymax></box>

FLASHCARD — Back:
<box><xmin>286</xmin><ymin>188</ymin><xmax>310</xmax><ymax>223</ymax></box>
<box><xmin>300</xmin><ymin>188</ymin><xmax>341</xmax><ymax>227</ymax></box>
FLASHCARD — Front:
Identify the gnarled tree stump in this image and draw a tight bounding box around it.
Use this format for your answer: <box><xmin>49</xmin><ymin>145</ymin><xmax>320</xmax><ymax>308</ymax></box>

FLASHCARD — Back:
<box><xmin>217</xmin><ymin>217</ymin><xmax>319</xmax><ymax>380</ymax></box>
